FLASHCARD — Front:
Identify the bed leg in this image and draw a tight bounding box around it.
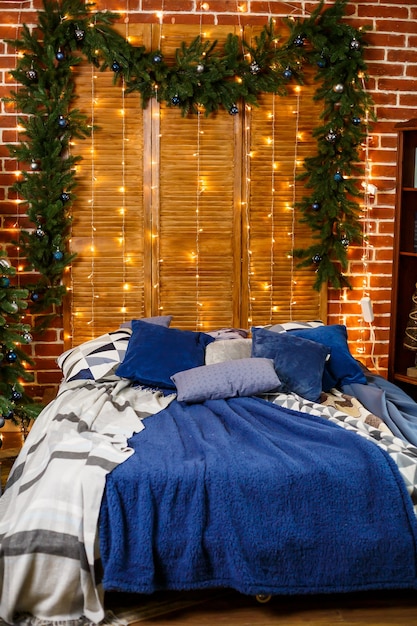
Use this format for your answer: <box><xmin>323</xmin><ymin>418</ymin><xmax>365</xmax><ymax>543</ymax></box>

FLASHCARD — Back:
<box><xmin>255</xmin><ymin>594</ymin><xmax>272</xmax><ymax>603</ymax></box>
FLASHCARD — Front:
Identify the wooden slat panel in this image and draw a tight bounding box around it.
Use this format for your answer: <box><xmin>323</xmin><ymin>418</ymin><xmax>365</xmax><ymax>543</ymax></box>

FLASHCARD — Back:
<box><xmin>67</xmin><ymin>25</ymin><xmax>145</xmax><ymax>345</ymax></box>
<box><xmin>246</xmin><ymin>30</ymin><xmax>325</xmax><ymax>325</ymax></box>
<box><xmin>156</xmin><ymin>25</ymin><xmax>242</xmax><ymax>331</ymax></box>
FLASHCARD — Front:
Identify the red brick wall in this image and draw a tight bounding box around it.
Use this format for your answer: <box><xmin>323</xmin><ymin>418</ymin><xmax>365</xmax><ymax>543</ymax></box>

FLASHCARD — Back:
<box><xmin>1</xmin><ymin>0</ymin><xmax>416</xmax><ymax>400</ymax></box>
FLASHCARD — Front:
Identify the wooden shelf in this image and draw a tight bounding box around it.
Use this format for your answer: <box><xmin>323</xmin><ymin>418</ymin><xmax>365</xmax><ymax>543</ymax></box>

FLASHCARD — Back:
<box><xmin>388</xmin><ymin>121</ymin><xmax>417</xmax><ymax>401</ymax></box>
<box><xmin>394</xmin><ymin>373</ymin><xmax>417</xmax><ymax>386</ymax></box>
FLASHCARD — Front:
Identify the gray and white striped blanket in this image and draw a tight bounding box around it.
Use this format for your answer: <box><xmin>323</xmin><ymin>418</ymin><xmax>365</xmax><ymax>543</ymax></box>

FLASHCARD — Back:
<box><xmin>0</xmin><ymin>380</ymin><xmax>174</xmax><ymax>626</ymax></box>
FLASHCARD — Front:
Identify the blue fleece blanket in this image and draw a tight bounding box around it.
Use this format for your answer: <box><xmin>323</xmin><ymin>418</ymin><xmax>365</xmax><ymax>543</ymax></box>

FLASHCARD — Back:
<box><xmin>99</xmin><ymin>396</ymin><xmax>417</xmax><ymax>596</ymax></box>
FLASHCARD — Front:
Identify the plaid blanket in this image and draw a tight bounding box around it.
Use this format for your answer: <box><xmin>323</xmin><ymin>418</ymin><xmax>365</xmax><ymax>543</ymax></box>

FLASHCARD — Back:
<box><xmin>0</xmin><ymin>380</ymin><xmax>174</xmax><ymax>626</ymax></box>
<box><xmin>272</xmin><ymin>389</ymin><xmax>417</xmax><ymax>515</ymax></box>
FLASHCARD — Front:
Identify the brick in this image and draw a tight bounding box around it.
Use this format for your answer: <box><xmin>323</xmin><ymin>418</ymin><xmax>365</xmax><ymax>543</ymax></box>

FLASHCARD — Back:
<box><xmin>366</xmin><ymin>62</ymin><xmax>405</xmax><ymax>78</ymax></box>
<box><xmin>358</xmin><ymin>6</ymin><xmax>409</xmax><ymax>19</ymax></box>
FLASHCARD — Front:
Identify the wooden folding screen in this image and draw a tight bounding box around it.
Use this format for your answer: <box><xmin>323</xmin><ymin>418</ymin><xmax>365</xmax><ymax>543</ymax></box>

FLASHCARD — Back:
<box><xmin>66</xmin><ymin>24</ymin><xmax>326</xmax><ymax>346</ymax></box>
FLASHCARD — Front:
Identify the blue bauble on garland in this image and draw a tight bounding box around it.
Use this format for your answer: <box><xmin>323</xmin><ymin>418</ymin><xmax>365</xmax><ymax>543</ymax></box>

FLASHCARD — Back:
<box><xmin>333</xmin><ymin>171</ymin><xmax>344</xmax><ymax>182</ymax></box>
<box><xmin>31</xmin><ymin>292</ymin><xmax>40</xmax><ymax>302</ymax></box>
<box><xmin>58</xmin><ymin>115</ymin><xmax>68</xmax><ymax>129</ymax></box>
<box><xmin>111</xmin><ymin>60</ymin><xmax>121</xmax><ymax>72</ymax></box>
<box><xmin>6</xmin><ymin>350</ymin><xmax>17</xmax><ymax>363</ymax></box>
<box><xmin>312</xmin><ymin>254</ymin><xmax>322</xmax><ymax>264</ymax></box>
<box><xmin>171</xmin><ymin>95</ymin><xmax>180</xmax><ymax>106</ymax></box>
<box><xmin>283</xmin><ymin>67</ymin><xmax>292</xmax><ymax>79</ymax></box>
<box><xmin>317</xmin><ymin>53</ymin><xmax>328</xmax><ymax>68</ymax></box>
<box><xmin>153</xmin><ymin>54</ymin><xmax>163</xmax><ymax>63</ymax></box>
<box><xmin>11</xmin><ymin>389</ymin><xmax>22</xmax><ymax>402</ymax></box>
<box><xmin>0</xmin><ymin>277</ymin><xmax>10</xmax><ymax>288</ymax></box>
<box><xmin>56</xmin><ymin>50</ymin><xmax>65</xmax><ymax>61</ymax></box>
<box><xmin>60</xmin><ymin>192</ymin><xmax>70</xmax><ymax>203</ymax></box>
<box><xmin>352</xmin><ymin>116</ymin><xmax>361</xmax><ymax>125</ymax></box>
<box><xmin>53</xmin><ymin>250</ymin><xmax>64</xmax><ymax>261</ymax></box>
<box><xmin>311</xmin><ymin>201</ymin><xmax>321</xmax><ymax>211</ymax></box>
<box><xmin>229</xmin><ymin>104</ymin><xmax>239</xmax><ymax>115</ymax></box>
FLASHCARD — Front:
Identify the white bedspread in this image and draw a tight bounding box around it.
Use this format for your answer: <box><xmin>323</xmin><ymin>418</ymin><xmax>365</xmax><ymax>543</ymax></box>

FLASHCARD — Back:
<box><xmin>0</xmin><ymin>379</ymin><xmax>174</xmax><ymax>626</ymax></box>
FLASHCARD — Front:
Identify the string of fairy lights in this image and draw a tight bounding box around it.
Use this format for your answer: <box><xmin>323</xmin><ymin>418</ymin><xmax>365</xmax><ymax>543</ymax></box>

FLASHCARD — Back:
<box><xmin>62</xmin><ymin>1</ymin><xmax>375</xmax><ymax>343</ymax></box>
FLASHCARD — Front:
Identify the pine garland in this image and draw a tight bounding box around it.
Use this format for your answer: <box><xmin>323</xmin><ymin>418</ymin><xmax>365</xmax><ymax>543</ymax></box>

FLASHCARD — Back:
<box><xmin>4</xmin><ymin>0</ymin><xmax>373</xmax><ymax>326</ymax></box>
<box><xmin>0</xmin><ymin>251</ymin><xmax>42</xmax><ymax>428</ymax></box>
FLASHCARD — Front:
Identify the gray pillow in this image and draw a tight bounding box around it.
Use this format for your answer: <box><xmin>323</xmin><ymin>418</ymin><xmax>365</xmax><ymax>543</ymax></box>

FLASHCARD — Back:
<box><xmin>171</xmin><ymin>357</ymin><xmax>280</xmax><ymax>403</ymax></box>
<box><xmin>120</xmin><ymin>315</ymin><xmax>172</xmax><ymax>329</ymax></box>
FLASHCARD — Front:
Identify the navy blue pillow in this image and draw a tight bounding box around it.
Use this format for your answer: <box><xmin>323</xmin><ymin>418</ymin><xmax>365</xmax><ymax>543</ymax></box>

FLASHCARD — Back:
<box><xmin>289</xmin><ymin>324</ymin><xmax>367</xmax><ymax>389</ymax></box>
<box><xmin>115</xmin><ymin>320</ymin><xmax>215</xmax><ymax>389</ymax></box>
<box><xmin>251</xmin><ymin>327</ymin><xmax>330</xmax><ymax>402</ymax></box>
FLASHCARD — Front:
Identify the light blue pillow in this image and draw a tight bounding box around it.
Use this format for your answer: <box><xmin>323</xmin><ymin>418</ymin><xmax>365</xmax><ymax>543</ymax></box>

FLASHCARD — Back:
<box><xmin>115</xmin><ymin>320</ymin><xmax>215</xmax><ymax>389</ymax></box>
<box><xmin>120</xmin><ymin>315</ymin><xmax>172</xmax><ymax>329</ymax></box>
<box><xmin>251</xmin><ymin>327</ymin><xmax>329</xmax><ymax>402</ymax></box>
<box><xmin>289</xmin><ymin>324</ymin><xmax>367</xmax><ymax>389</ymax></box>
<box><xmin>171</xmin><ymin>357</ymin><xmax>280</xmax><ymax>403</ymax></box>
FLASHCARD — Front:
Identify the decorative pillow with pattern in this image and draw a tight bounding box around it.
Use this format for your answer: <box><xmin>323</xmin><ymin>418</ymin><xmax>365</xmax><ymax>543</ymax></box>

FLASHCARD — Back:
<box><xmin>252</xmin><ymin>320</ymin><xmax>324</xmax><ymax>333</ymax></box>
<box><xmin>58</xmin><ymin>329</ymin><xmax>132</xmax><ymax>382</ymax></box>
<box><xmin>172</xmin><ymin>357</ymin><xmax>280</xmax><ymax>403</ymax></box>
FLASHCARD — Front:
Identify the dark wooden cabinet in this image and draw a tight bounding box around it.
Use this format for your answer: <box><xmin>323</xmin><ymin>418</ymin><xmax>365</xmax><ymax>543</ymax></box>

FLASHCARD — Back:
<box><xmin>389</xmin><ymin>119</ymin><xmax>417</xmax><ymax>399</ymax></box>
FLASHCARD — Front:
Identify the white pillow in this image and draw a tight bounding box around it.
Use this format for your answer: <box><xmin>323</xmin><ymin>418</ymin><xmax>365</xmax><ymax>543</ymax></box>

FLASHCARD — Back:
<box><xmin>205</xmin><ymin>338</ymin><xmax>252</xmax><ymax>364</ymax></box>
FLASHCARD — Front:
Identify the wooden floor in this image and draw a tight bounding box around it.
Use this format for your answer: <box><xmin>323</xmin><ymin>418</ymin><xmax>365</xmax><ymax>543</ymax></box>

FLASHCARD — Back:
<box><xmin>107</xmin><ymin>588</ymin><xmax>417</xmax><ymax>625</ymax></box>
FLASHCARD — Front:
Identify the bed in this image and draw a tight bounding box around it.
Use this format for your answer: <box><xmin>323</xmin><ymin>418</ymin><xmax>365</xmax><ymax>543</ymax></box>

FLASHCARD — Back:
<box><xmin>2</xmin><ymin>317</ymin><xmax>417</xmax><ymax>626</ymax></box>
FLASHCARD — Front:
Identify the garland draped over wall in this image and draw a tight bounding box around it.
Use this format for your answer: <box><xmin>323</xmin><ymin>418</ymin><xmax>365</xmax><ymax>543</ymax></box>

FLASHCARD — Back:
<box><xmin>0</xmin><ymin>0</ymin><xmax>373</xmax><ymax>421</ymax></box>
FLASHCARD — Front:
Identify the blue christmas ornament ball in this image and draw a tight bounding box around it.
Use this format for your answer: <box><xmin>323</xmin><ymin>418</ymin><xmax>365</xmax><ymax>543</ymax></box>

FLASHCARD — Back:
<box><xmin>153</xmin><ymin>54</ymin><xmax>163</xmax><ymax>63</ymax></box>
<box><xmin>312</xmin><ymin>254</ymin><xmax>322</xmax><ymax>264</ymax></box>
<box><xmin>31</xmin><ymin>292</ymin><xmax>40</xmax><ymax>302</ymax></box>
<box><xmin>11</xmin><ymin>389</ymin><xmax>22</xmax><ymax>402</ymax></box>
<box><xmin>229</xmin><ymin>104</ymin><xmax>239</xmax><ymax>115</ymax></box>
<box><xmin>171</xmin><ymin>95</ymin><xmax>180</xmax><ymax>106</ymax></box>
<box><xmin>334</xmin><ymin>171</ymin><xmax>344</xmax><ymax>182</ymax></box>
<box><xmin>53</xmin><ymin>250</ymin><xmax>64</xmax><ymax>261</ymax></box>
<box><xmin>283</xmin><ymin>67</ymin><xmax>292</xmax><ymax>79</ymax></box>
<box><xmin>311</xmin><ymin>201</ymin><xmax>321</xmax><ymax>211</ymax></box>
<box><xmin>60</xmin><ymin>192</ymin><xmax>70</xmax><ymax>203</ymax></box>
<box><xmin>111</xmin><ymin>61</ymin><xmax>121</xmax><ymax>72</ymax></box>
<box><xmin>58</xmin><ymin>115</ymin><xmax>68</xmax><ymax>129</ymax></box>
<box><xmin>56</xmin><ymin>50</ymin><xmax>65</xmax><ymax>61</ymax></box>
<box><xmin>0</xmin><ymin>277</ymin><xmax>10</xmax><ymax>288</ymax></box>
<box><xmin>352</xmin><ymin>116</ymin><xmax>361</xmax><ymax>125</ymax></box>
<box><xmin>6</xmin><ymin>350</ymin><xmax>17</xmax><ymax>363</ymax></box>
